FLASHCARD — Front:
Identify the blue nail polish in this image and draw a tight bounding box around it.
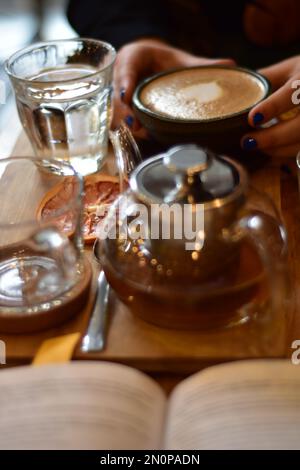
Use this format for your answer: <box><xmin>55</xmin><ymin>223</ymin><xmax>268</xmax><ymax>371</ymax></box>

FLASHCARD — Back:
<box><xmin>242</xmin><ymin>137</ymin><xmax>258</xmax><ymax>151</ymax></box>
<box><xmin>125</xmin><ymin>115</ymin><xmax>134</xmax><ymax>128</ymax></box>
<box><xmin>120</xmin><ymin>88</ymin><xmax>126</xmax><ymax>101</ymax></box>
<box><xmin>253</xmin><ymin>112</ymin><xmax>264</xmax><ymax>126</ymax></box>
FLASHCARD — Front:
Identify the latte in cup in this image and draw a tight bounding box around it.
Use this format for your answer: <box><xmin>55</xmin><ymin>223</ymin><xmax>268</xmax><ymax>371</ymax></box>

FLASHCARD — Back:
<box><xmin>140</xmin><ymin>67</ymin><xmax>266</xmax><ymax>121</ymax></box>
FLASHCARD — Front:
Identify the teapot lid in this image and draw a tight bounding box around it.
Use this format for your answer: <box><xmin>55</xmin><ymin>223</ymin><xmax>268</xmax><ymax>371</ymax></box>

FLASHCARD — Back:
<box><xmin>130</xmin><ymin>145</ymin><xmax>247</xmax><ymax>205</ymax></box>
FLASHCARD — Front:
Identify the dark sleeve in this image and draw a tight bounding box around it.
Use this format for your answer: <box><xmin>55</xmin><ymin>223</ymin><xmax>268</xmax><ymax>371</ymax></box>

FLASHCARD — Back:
<box><xmin>67</xmin><ymin>0</ymin><xmax>173</xmax><ymax>50</ymax></box>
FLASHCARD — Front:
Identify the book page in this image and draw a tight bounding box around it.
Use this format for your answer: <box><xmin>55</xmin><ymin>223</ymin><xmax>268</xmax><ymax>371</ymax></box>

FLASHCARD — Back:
<box><xmin>0</xmin><ymin>362</ymin><xmax>166</xmax><ymax>450</ymax></box>
<box><xmin>165</xmin><ymin>360</ymin><xmax>300</xmax><ymax>450</ymax></box>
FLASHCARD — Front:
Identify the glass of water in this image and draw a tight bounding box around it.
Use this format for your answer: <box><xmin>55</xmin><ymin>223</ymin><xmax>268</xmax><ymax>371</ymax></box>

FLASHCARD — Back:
<box><xmin>5</xmin><ymin>38</ymin><xmax>116</xmax><ymax>176</ymax></box>
<box><xmin>0</xmin><ymin>156</ymin><xmax>85</xmax><ymax>316</ymax></box>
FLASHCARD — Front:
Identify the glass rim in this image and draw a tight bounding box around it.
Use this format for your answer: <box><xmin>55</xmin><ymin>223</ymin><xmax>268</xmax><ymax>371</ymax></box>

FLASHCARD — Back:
<box><xmin>5</xmin><ymin>37</ymin><xmax>117</xmax><ymax>85</ymax></box>
<box><xmin>0</xmin><ymin>156</ymin><xmax>83</xmax><ymax>229</ymax></box>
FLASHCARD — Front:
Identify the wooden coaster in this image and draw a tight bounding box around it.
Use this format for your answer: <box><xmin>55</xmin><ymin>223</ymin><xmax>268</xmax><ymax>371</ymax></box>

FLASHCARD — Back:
<box><xmin>0</xmin><ymin>257</ymin><xmax>92</xmax><ymax>334</ymax></box>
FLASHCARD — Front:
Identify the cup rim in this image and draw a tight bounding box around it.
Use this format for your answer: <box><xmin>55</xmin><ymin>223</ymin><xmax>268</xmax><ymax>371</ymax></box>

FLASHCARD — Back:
<box><xmin>0</xmin><ymin>156</ymin><xmax>83</xmax><ymax>229</ymax></box>
<box><xmin>132</xmin><ymin>65</ymin><xmax>271</xmax><ymax>124</ymax></box>
<box><xmin>5</xmin><ymin>37</ymin><xmax>117</xmax><ymax>85</ymax></box>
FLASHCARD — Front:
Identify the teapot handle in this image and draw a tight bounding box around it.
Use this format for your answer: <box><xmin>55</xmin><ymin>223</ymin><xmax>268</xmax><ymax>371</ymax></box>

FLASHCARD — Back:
<box><xmin>230</xmin><ymin>210</ymin><xmax>289</xmax><ymax>320</ymax></box>
<box><xmin>235</xmin><ymin>210</ymin><xmax>287</xmax><ymax>260</ymax></box>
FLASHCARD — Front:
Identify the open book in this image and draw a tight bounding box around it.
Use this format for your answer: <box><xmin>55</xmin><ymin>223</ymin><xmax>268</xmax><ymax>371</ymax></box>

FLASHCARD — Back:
<box><xmin>0</xmin><ymin>359</ymin><xmax>300</xmax><ymax>450</ymax></box>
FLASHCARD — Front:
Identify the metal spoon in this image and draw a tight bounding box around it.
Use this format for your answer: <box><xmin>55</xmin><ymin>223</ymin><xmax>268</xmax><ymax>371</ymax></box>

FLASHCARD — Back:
<box><xmin>81</xmin><ymin>123</ymin><xmax>141</xmax><ymax>352</ymax></box>
<box><xmin>81</xmin><ymin>240</ymin><xmax>110</xmax><ymax>352</ymax></box>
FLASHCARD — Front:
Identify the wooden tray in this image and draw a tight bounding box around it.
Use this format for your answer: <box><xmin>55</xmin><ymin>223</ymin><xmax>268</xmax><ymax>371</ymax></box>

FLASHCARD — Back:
<box><xmin>1</xmin><ymin>133</ymin><xmax>297</xmax><ymax>373</ymax></box>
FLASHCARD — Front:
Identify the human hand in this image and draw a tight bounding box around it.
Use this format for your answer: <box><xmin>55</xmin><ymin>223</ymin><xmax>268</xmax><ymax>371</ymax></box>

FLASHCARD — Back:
<box><xmin>112</xmin><ymin>38</ymin><xmax>234</xmax><ymax>137</ymax></box>
<box><xmin>242</xmin><ymin>56</ymin><xmax>300</xmax><ymax>157</ymax></box>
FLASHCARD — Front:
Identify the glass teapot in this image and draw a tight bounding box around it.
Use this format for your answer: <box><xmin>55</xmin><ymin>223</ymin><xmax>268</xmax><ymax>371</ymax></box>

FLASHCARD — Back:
<box><xmin>99</xmin><ymin>144</ymin><xmax>289</xmax><ymax>330</ymax></box>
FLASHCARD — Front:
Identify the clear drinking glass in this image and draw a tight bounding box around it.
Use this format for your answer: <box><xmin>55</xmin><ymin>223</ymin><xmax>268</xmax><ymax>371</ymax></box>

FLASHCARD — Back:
<box><xmin>5</xmin><ymin>38</ymin><xmax>116</xmax><ymax>176</ymax></box>
<box><xmin>0</xmin><ymin>157</ymin><xmax>85</xmax><ymax>315</ymax></box>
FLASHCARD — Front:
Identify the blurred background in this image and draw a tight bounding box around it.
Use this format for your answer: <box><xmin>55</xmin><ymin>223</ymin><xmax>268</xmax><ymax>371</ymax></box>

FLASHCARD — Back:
<box><xmin>0</xmin><ymin>0</ymin><xmax>76</xmax><ymax>155</ymax></box>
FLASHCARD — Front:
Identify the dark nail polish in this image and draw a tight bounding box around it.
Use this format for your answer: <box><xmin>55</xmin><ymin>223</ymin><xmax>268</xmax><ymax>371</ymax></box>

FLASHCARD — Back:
<box><xmin>120</xmin><ymin>88</ymin><xmax>126</xmax><ymax>101</ymax></box>
<box><xmin>242</xmin><ymin>137</ymin><xmax>258</xmax><ymax>151</ymax></box>
<box><xmin>253</xmin><ymin>112</ymin><xmax>264</xmax><ymax>126</ymax></box>
<box><xmin>125</xmin><ymin>115</ymin><xmax>134</xmax><ymax>128</ymax></box>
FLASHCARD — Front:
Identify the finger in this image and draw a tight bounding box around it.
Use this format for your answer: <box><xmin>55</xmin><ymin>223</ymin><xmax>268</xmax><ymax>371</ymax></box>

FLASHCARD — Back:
<box><xmin>155</xmin><ymin>47</ymin><xmax>236</xmax><ymax>71</ymax></box>
<box><xmin>114</xmin><ymin>46</ymin><xmax>154</xmax><ymax>105</ymax></box>
<box><xmin>132</xmin><ymin>127</ymin><xmax>149</xmax><ymax>140</ymax></box>
<box><xmin>264</xmin><ymin>143</ymin><xmax>300</xmax><ymax>158</ymax></box>
<box><xmin>242</xmin><ymin>113</ymin><xmax>300</xmax><ymax>150</ymax></box>
<box><xmin>248</xmin><ymin>79</ymin><xmax>298</xmax><ymax>126</ymax></box>
<box><xmin>259</xmin><ymin>56</ymin><xmax>299</xmax><ymax>89</ymax></box>
<box><xmin>113</xmin><ymin>46</ymin><xmax>152</xmax><ymax>130</ymax></box>
<box><xmin>259</xmin><ymin>63</ymin><xmax>289</xmax><ymax>90</ymax></box>
<box><xmin>111</xmin><ymin>101</ymin><xmax>128</xmax><ymax>130</ymax></box>
<box><xmin>111</xmin><ymin>98</ymin><xmax>137</xmax><ymax>130</ymax></box>
<box><xmin>112</xmin><ymin>87</ymin><xmax>134</xmax><ymax>132</ymax></box>
<box><xmin>206</xmin><ymin>58</ymin><xmax>236</xmax><ymax>66</ymax></box>
<box><xmin>113</xmin><ymin>64</ymin><xmax>138</xmax><ymax>107</ymax></box>
<box><xmin>175</xmin><ymin>56</ymin><xmax>236</xmax><ymax>68</ymax></box>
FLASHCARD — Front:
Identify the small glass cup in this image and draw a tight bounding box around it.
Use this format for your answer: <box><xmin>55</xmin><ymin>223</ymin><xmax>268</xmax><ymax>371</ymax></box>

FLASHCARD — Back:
<box><xmin>5</xmin><ymin>38</ymin><xmax>116</xmax><ymax>176</ymax></box>
<box><xmin>0</xmin><ymin>156</ymin><xmax>85</xmax><ymax>315</ymax></box>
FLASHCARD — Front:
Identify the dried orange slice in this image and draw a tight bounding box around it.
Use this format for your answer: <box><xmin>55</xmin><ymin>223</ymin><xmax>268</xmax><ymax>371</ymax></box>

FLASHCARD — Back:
<box><xmin>82</xmin><ymin>174</ymin><xmax>120</xmax><ymax>244</ymax></box>
<box><xmin>37</xmin><ymin>173</ymin><xmax>120</xmax><ymax>244</ymax></box>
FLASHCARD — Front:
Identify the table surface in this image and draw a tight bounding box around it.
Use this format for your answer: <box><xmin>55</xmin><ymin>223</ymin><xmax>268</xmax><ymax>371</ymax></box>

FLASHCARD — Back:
<box><xmin>2</xmin><ymin>133</ymin><xmax>300</xmax><ymax>384</ymax></box>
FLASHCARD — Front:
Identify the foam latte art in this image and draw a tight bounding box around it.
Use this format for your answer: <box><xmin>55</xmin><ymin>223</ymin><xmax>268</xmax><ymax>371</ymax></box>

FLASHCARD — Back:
<box><xmin>140</xmin><ymin>68</ymin><xmax>266</xmax><ymax>121</ymax></box>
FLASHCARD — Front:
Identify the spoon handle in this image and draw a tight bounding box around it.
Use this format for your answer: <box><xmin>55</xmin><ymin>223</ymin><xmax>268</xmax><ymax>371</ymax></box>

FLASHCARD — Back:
<box><xmin>81</xmin><ymin>270</ymin><xmax>110</xmax><ymax>352</ymax></box>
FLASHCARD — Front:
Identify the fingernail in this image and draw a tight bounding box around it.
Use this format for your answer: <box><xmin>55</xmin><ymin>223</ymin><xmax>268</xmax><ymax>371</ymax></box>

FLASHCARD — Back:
<box><xmin>242</xmin><ymin>137</ymin><xmax>258</xmax><ymax>151</ymax></box>
<box><xmin>120</xmin><ymin>88</ymin><xmax>126</xmax><ymax>101</ymax></box>
<box><xmin>253</xmin><ymin>112</ymin><xmax>264</xmax><ymax>126</ymax></box>
<box><xmin>125</xmin><ymin>115</ymin><xmax>134</xmax><ymax>128</ymax></box>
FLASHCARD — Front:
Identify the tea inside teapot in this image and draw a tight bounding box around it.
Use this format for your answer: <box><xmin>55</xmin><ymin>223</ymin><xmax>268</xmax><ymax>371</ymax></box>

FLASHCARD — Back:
<box><xmin>99</xmin><ymin>145</ymin><xmax>287</xmax><ymax>330</ymax></box>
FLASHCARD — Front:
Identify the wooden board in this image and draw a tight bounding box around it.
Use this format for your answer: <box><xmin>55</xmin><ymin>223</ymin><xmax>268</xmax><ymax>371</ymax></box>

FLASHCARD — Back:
<box><xmin>1</xmin><ymin>133</ymin><xmax>298</xmax><ymax>373</ymax></box>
